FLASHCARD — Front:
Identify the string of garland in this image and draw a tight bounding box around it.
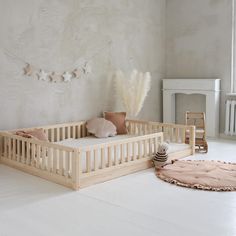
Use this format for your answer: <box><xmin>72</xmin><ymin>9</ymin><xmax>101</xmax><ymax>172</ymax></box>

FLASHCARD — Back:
<box><xmin>23</xmin><ymin>61</ymin><xmax>91</xmax><ymax>83</ymax></box>
<box><xmin>5</xmin><ymin>40</ymin><xmax>112</xmax><ymax>83</ymax></box>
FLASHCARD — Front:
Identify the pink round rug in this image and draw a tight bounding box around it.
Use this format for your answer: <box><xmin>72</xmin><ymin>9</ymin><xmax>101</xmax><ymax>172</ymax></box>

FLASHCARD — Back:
<box><xmin>156</xmin><ymin>160</ymin><xmax>236</xmax><ymax>191</ymax></box>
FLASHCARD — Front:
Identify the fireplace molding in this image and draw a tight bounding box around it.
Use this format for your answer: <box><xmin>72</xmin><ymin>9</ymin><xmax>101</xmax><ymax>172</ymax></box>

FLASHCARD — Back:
<box><xmin>163</xmin><ymin>78</ymin><xmax>221</xmax><ymax>137</ymax></box>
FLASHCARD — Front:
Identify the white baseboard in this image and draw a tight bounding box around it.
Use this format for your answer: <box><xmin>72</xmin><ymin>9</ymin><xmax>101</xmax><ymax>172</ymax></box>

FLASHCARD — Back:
<box><xmin>219</xmin><ymin>133</ymin><xmax>236</xmax><ymax>140</ymax></box>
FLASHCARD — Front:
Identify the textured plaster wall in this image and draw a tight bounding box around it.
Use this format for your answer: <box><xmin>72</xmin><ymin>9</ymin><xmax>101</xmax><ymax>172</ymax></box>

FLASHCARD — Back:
<box><xmin>0</xmin><ymin>0</ymin><xmax>166</xmax><ymax>130</ymax></box>
<box><xmin>166</xmin><ymin>0</ymin><xmax>232</xmax><ymax>132</ymax></box>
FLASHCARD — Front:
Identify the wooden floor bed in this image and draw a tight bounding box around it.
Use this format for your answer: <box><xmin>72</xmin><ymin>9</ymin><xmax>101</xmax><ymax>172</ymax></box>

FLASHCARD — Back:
<box><xmin>0</xmin><ymin>120</ymin><xmax>195</xmax><ymax>190</ymax></box>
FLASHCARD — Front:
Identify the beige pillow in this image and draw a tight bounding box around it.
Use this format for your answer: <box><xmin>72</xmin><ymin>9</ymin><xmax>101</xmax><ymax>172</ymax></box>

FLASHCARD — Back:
<box><xmin>104</xmin><ymin>112</ymin><xmax>127</xmax><ymax>135</ymax></box>
<box><xmin>15</xmin><ymin>131</ymin><xmax>33</xmax><ymax>139</ymax></box>
<box><xmin>86</xmin><ymin>118</ymin><xmax>117</xmax><ymax>138</ymax></box>
<box><xmin>15</xmin><ymin>128</ymin><xmax>49</xmax><ymax>142</ymax></box>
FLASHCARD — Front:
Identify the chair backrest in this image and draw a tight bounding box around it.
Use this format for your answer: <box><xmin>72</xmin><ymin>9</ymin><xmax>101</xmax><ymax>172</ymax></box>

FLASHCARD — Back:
<box><xmin>185</xmin><ymin>112</ymin><xmax>206</xmax><ymax>130</ymax></box>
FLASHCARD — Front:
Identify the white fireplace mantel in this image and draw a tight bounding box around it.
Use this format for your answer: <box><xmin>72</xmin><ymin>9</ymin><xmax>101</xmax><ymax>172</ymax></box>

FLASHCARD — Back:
<box><xmin>163</xmin><ymin>78</ymin><xmax>221</xmax><ymax>137</ymax></box>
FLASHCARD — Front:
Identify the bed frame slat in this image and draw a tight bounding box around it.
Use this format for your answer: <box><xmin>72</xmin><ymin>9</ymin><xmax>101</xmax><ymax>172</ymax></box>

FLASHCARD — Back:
<box><xmin>42</xmin><ymin>146</ymin><xmax>47</xmax><ymax>170</ymax></box>
<box><xmin>114</xmin><ymin>146</ymin><xmax>118</xmax><ymax>165</ymax></box>
<box><xmin>53</xmin><ymin>149</ymin><xmax>58</xmax><ymax>174</ymax></box>
<box><xmin>31</xmin><ymin>143</ymin><xmax>36</xmax><ymax>166</ymax></box>
<box><xmin>86</xmin><ymin>151</ymin><xmax>91</xmax><ymax>172</ymax></box>
<box><xmin>94</xmin><ymin>149</ymin><xmax>98</xmax><ymax>171</ymax></box>
<box><xmin>120</xmin><ymin>144</ymin><xmax>124</xmax><ymax>164</ymax></box>
<box><xmin>108</xmin><ymin>147</ymin><xmax>112</xmax><ymax>167</ymax></box>
<box><xmin>101</xmin><ymin>149</ymin><xmax>105</xmax><ymax>169</ymax></box>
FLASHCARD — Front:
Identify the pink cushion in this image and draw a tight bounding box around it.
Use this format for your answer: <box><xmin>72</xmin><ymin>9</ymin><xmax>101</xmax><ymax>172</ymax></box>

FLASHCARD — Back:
<box><xmin>27</xmin><ymin>129</ymin><xmax>49</xmax><ymax>141</ymax></box>
<box><xmin>104</xmin><ymin>112</ymin><xmax>127</xmax><ymax>135</ymax></box>
<box><xmin>15</xmin><ymin>128</ymin><xmax>49</xmax><ymax>142</ymax></box>
<box><xmin>86</xmin><ymin>118</ymin><xmax>117</xmax><ymax>138</ymax></box>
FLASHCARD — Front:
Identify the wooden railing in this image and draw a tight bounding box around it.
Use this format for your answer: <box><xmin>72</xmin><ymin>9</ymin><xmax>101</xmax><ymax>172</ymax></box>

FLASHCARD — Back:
<box><xmin>78</xmin><ymin>132</ymin><xmax>163</xmax><ymax>175</ymax></box>
<box><xmin>126</xmin><ymin>119</ymin><xmax>195</xmax><ymax>154</ymax></box>
<box><xmin>11</xmin><ymin>121</ymin><xmax>88</xmax><ymax>142</ymax></box>
<box><xmin>0</xmin><ymin>132</ymin><xmax>79</xmax><ymax>189</ymax></box>
<box><xmin>0</xmin><ymin>130</ymin><xmax>163</xmax><ymax>190</ymax></box>
<box><xmin>44</xmin><ymin>122</ymin><xmax>88</xmax><ymax>142</ymax></box>
<box><xmin>0</xmin><ymin>119</ymin><xmax>195</xmax><ymax>190</ymax></box>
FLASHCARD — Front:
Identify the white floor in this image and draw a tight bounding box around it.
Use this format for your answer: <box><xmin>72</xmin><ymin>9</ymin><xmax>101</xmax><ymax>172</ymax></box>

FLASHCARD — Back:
<box><xmin>0</xmin><ymin>139</ymin><xmax>236</xmax><ymax>236</ymax></box>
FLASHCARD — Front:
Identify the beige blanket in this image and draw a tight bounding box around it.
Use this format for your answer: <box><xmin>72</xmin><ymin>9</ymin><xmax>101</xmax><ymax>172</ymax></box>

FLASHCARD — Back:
<box><xmin>156</xmin><ymin>160</ymin><xmax>236</xmax><ymax>191</ymax></box>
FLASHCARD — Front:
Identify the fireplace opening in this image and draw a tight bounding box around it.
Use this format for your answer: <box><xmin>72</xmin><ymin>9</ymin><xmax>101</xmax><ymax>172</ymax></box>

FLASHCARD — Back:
<box><xmin>163</xmin><ymin>78</ymin><xmax>220</xmax><ymax>137</ymax></box>
<box><xmin>175</xmin><ymin>94</ymin><xmax>206</xmax><ymax>124</ymax></box>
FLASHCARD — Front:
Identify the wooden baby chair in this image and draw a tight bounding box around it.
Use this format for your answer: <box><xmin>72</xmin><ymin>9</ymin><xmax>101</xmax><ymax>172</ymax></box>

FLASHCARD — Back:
<box><xmin>185</xmin><ymin>111</ymin><xmax>208</xmax><ymax>153</ymax></box>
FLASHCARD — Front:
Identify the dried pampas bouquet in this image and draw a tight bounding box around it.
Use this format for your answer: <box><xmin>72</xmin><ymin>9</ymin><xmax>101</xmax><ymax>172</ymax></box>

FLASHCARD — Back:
<box><xmin>115</xmin><ymin>69</ymin><xmax>151</xmax><ymax>117</ymax></box>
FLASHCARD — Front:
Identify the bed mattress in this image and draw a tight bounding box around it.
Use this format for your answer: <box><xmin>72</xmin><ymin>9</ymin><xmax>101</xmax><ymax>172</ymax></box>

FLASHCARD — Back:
<box><xmin>56</xmin><ymin>135</ymin><xmax>137</xmax><ymax>148</ymax></box>
<box><xmin>55</xmin><ymin>135</ymin><xmax>190</xmax><ymax>172</ymax></box>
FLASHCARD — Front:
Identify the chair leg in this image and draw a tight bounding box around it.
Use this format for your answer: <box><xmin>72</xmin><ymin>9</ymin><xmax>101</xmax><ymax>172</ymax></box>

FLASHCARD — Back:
<box><xmin>204</xmin><ymin>143</ymin><xmax>208</xmax><ymax>153</ymax></box>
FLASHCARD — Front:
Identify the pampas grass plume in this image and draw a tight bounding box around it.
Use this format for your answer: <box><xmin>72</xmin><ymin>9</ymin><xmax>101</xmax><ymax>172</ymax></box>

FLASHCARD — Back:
<box><xmin>115</xmin><ymin>69</ymin><xmax>151</xmax><ymax>117</ymax></box>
